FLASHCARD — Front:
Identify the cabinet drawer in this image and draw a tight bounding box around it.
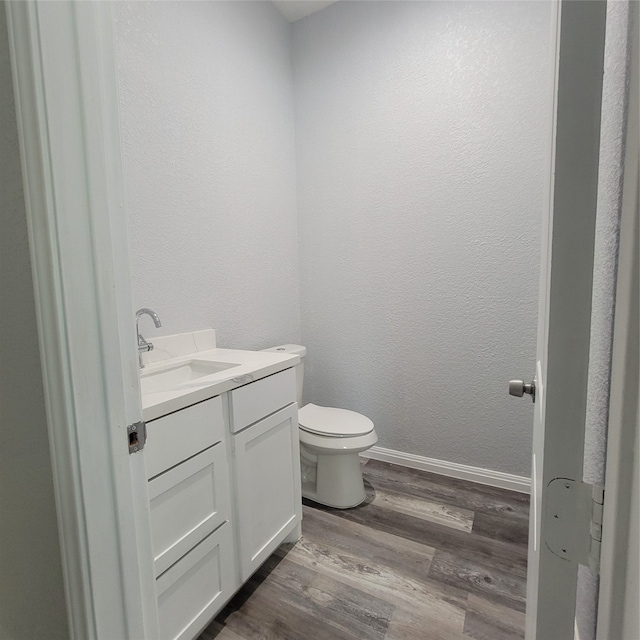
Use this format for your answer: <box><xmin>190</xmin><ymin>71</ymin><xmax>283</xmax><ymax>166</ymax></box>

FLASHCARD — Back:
<box><xmin>145</xmin><ymin>396</ymin><xmax>225</xmax><ymax>479</ymax></box>
<box><xmin>156</xmin><ymin>523</ymin><xmax>236</xmax><ymax>640</ymax></box>
<box><xmin>230</xmin><ymin>368</ymin><xmax>296</xmax><ymax>433</ymax></box>
<box><xmin>148</xmin><ymin>443</ymin><xmax>231</xmax><ymax>577</ymax></box>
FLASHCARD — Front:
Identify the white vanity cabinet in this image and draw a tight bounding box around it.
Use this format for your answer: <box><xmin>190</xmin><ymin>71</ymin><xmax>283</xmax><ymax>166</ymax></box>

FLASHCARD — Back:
<box><xmin>141</xmin><ymin>365</ymin><xmax>302</xmax><ymax>640</ymax></box>
<box><xmin>229</xmin><ymin>368</ymin><xmax>302</xmax><ymax>581</ymax></box>
<box><xmin>144</xmin><ymin>396</ymin><xmax>237</xmax><ymax>640</ymax></box>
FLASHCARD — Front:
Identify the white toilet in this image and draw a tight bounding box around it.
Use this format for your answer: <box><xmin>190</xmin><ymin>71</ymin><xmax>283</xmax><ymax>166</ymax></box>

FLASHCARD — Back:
<box><xmin>262</xmin><ymin>344</ymin><xmax>377</xmax><ymax>509</ymax></box>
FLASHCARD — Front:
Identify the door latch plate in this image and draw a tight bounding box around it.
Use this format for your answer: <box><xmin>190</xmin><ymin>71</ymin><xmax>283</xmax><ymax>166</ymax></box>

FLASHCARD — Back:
<box><xmin>128</xmin><ymin>420</ymin><xmax>146</xmax><ymax>454</ymax></box>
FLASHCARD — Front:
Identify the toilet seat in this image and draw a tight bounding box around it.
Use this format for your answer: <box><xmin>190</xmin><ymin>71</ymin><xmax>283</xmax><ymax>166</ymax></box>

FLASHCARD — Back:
<box><xmin>298</xmin><ymin>403</ymin><xmax>374</xmax><ymax>437</ymax></box>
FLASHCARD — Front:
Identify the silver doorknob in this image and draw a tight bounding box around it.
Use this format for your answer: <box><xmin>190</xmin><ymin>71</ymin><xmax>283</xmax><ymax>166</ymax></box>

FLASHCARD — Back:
<box><xmin>509</xmin><ymin>379</ymin><xmax>536</xmax><ymax>402</ymax></box>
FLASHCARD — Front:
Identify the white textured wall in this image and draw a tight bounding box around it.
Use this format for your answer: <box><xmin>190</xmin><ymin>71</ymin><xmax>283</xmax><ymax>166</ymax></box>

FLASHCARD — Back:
<box><xmin>114</xmin><ymin>1</ymin><xmax>300</xmax><ymax>349</ymax></box>
<box><xmin>293</xmin><ymin>1</ymin><xmax>551</xmax><ymax>477</ymax></box>
<box><xmin>0</xmin><ymin>5</ymin><xmax>69</xmax><ymax>638</ymax></box>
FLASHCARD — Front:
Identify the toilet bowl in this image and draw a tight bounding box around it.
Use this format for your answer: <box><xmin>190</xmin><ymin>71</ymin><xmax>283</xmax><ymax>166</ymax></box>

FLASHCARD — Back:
<box><xmin>261</xmin><ymin>345</ymin><xmax>377</xmax><ymax>509</ymax></box>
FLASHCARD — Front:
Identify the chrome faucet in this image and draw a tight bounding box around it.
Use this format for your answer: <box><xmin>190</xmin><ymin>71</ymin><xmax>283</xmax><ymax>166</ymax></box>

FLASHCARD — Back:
<box><xmin>136</xmin><ymin>308</ymin><xmax>162</xmax><ymax>368</ymax></box>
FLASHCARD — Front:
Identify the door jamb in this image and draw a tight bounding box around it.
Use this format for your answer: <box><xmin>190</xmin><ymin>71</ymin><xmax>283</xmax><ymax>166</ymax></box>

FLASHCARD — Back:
<box><xmin>597</xmin><ymin>5</ymin><xmax>640</xmax><ymax>637</ymax></box>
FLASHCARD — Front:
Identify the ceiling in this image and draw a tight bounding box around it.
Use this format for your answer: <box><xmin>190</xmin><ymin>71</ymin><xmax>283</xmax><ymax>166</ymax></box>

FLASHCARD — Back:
<box><xmin>272</xmin><ymin>1</ymin><xmax>339</xmax><ymax>23</ymax></box>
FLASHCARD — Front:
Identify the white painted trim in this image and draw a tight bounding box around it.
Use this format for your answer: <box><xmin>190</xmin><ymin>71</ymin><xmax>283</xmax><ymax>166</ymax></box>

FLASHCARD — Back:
<box><xmin>362</xmin><ymin>446</ymin><xmax>531</xmax><ymax>494</ymax></box>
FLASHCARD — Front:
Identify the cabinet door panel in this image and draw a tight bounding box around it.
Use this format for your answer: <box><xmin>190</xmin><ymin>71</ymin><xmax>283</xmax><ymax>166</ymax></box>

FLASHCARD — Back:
<box><xmin>156</xmin><ymin>523</ymin><xmax>235</xmax><ymax>640</ymax></box>
<box><xmin>234</xmin><ymin>404</ymin><xmax>301</xmax><ymax>581</ymax></box>
<box><xmin>148</xmin><ymin>443</ymin><xmax>231</xmax><ymax>577</ymax></box>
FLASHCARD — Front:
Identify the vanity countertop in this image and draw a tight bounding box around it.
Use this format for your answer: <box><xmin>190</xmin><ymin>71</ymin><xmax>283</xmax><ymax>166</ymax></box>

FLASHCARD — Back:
<box><xmin>139</xmin><ymin>330</ymin><xmax>299</xmax><ymax>421</ymax></box>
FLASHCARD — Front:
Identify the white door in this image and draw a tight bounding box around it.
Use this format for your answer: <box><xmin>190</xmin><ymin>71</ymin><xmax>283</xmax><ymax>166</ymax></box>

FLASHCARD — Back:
<box><xmin>519</xmin><ymin>2</ymin><xmax>608</xmax><ymax>638</ymax></box>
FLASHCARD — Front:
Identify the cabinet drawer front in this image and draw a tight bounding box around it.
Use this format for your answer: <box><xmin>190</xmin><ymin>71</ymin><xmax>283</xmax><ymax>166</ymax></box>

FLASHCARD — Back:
<box><xmin>156</xmin><ymin>523</ymin><xmax>236</xmax><ymax>640</ymax></box>
<box><xmin>230</xmin><ymin>368</ymin><xmax>296</xmax><ymax>433</ymax></box>
<box><xmin>234</xmin><ymin>403</ymin><xmax>302</xmax><ymax>581</ymax></box>
<box><xmin>148</xmin><ymin>443</ymin><xmax>231</xmax><ymax>577</ymax></box>
<box><xmin>145</xmin><ymin>395</ymin><xmax>225</xmax><ymax>479</ymax></box>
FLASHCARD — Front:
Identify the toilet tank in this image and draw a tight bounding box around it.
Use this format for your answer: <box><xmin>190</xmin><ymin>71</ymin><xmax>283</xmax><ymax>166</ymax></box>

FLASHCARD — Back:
<box><xmin>261</xmin><ymin>344</ymin><xmax>306</xmax><ymax>408</ymax></box>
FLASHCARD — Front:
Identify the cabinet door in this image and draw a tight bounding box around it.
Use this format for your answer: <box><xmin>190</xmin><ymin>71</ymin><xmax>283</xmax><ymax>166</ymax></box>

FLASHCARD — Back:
<box><xmin>233</xmin><ymin>403</ymin><xmax>301</xmax><ymax>581</ymax></box>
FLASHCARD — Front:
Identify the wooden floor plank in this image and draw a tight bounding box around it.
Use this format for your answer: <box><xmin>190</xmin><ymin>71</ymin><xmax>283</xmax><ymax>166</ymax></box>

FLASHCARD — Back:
<box><xmin>317</xmin><ymin>498</ymin><xmax>528</xmax><ymax>578</ymax></box>
<box><xmin>471</xmin><ymin>510</ymin><xmax>529</xmax><ymax>546</ymax></box>
<box><xmin>463</xmin><ymin>593</ymin><xmax>526</xmax><ymax>640</ymax></box>
<box><xmin>211</xmin><ymin>553</ymin><xmax>393</xmax><ymax>640</ymax></box>
<box><xmin>362</xmin><ymin>460</ymin><xmax>530</xmax><ymax>523</ymax></box>
<box><xmin>301</xmin><ymin>504</ymin><xmax>437</xmax><ymax>584</ymax></box>
<box><xmin>429</xmin><ymin>550</ymin><xmax>527</xmax><ymax>613</ymax></box>
<box><xmin>366</xmin><ymin>483</ymin><xmax>475</xmax><ymax>532</ymax></box>
<box><xmin>286</xmin><ymin>533</ymin><xmax>467</xmax><ymax>620</ymax></box>
<box><xmin>385</xmin><ymin>605</ymin><xmax>467</xmax><ymax>640</ymax></box>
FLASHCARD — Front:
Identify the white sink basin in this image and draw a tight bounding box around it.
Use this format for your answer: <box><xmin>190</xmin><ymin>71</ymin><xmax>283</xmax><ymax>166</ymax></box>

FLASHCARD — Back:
<box><xmin>140</xmin><ymin>359</ymin><xmax>241</xmax><ymax>395</ymax></box>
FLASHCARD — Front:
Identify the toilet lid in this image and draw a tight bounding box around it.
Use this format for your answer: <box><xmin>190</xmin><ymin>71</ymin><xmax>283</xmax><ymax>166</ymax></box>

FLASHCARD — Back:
<box><xmin>298</xmin><ymin>403</ymin><xmax>374</xmax><ymax>437</ymax></box>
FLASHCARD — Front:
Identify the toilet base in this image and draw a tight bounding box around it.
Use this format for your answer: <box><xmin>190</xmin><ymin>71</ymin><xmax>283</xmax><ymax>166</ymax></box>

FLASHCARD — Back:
<box><xmin>301</xmin><ymin>450</ymin><xmax>366</xmax><ymax>509</ymax></box>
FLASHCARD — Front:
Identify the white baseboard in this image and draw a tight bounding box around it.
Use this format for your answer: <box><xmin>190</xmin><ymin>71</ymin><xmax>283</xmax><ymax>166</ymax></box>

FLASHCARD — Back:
<box><xmin>361</xmin><ymin>446</ymin><xmax>531</xmax><ymax>494</ymax></box>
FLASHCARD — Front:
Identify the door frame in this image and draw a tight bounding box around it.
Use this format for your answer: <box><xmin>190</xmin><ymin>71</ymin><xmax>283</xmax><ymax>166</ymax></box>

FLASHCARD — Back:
<box><xmin>4</xmin><ymin>1</ymin><xmax>633</xmax><ymax>638</ymax></box>
<box><xmin>5</xmin><ymin>2</ymin><xmax>157</xmax><ymax>638</ymax></box>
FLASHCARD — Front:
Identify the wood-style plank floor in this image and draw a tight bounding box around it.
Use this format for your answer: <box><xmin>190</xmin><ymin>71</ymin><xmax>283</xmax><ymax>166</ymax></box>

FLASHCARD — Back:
<box><xmin>200</xmin><ymin>459</ymin><xmax>529</xmax><ymax>640</ymax></box>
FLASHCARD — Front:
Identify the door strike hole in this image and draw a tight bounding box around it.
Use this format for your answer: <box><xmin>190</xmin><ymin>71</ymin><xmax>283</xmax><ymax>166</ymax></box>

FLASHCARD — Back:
<box><xmin>129</xmin><ymin>431</ymin><xmax>138</xmax><ymax>447</ymax></box>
